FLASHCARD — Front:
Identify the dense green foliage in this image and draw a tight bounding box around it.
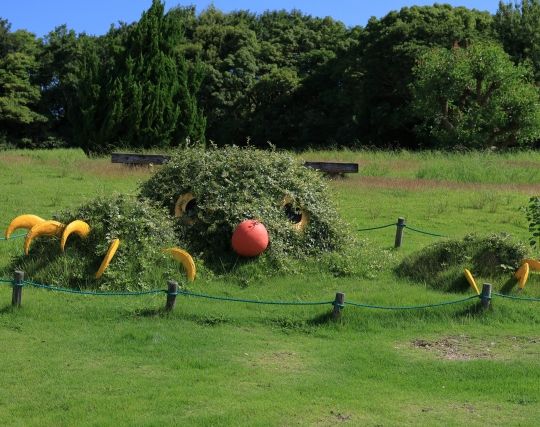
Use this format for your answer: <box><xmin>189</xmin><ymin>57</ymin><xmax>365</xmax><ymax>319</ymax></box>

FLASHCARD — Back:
<box><xmin>525</xmin><ymin>196</ymin><xmax>540</xmax><ymax>251</ymax></box>
<box><xmin>411</xmin><ymin>42</ymin><xmax>540</xmax><ymax>148</ymax></box>
<box><xmin>397</xmin><ymin>233</ymin><xmax>529</xmax><ymax>292</ymax></box>
<box><xmin>140</xmin><ymin>146</ymin><xmax>349</xmax><ymax>273</ymax></box>
<box><xmin>1</xmin><ymin>1</ymin><xmax>540</xmax><ymax>150</ymax></box>
<box><xmin>494</xmin><ymin>0</ymin><xmax>540</xmax><ymax>82</ymax></box>
<box><xmin>8</xmin><ymin>195</ymin><xmax>179</xmax><ymax>290</ymax></box>
<box><xmin>0</xmin><ymin>20</ymin><xmax>47</xmax><ymax>143</ymax></box>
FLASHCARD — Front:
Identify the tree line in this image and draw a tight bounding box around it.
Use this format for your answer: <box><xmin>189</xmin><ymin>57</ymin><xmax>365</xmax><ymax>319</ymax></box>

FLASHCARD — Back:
<box><xmin>1</xmin><ymin>0</ymin><xmax>540</xmax><ymax>154</ymax></box>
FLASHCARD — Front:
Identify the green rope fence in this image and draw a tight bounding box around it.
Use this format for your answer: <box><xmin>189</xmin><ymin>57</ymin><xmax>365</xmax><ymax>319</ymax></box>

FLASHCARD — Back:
<box><xmin>357</xmin><ymin>223</ymin><xmax>396</xmax><ymax>232</ymax></box>
<box><xmin>492</xmin><ymin>292</ymin><xmax>540</xmax><ymax>302</ymax></box>
<box><xmin>403</xmin><ymin>224</ymin><xmax>449</xmax><ymax>238</ymax></box>
<box><xmin>23</xmin><ymin>279</ymin><xmax>166</xmax><ymax>296</ymax></box>
<box><xmin>1</xmin><ymin>278</ymin><xmax>539</xmax><ymax>314</ymax></box>
<box><xmin>345</xmin><ymin>295</ymin><xmax>479</xmax><ymax>310</ymax></box>
<box><xmin>358</xmin><ymin>221</ymin><xmax>448</xmax><ymax>238</ymax></box>
<box><xmin>175</xmin><ymin>289</ymin><xmax>333</xmax><ymax>306</ymax></box>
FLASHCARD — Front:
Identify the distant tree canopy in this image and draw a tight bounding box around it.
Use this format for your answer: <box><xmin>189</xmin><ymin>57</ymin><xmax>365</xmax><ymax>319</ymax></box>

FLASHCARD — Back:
<box><xmin>411</xmin><ymin>42</ymin><xmax>540</xmax><ymax>148</ymax></box>
<box><xmin>0</xmin><ymin>0</ymin><xmax>539</xmax><ymax>152</ymax></box>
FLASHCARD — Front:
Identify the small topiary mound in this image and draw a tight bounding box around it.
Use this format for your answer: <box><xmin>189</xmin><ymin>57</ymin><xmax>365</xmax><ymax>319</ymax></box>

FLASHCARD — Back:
<box><xmin>396</xmin><ymin>233</ymin><xmax>529</xmax><ymax>292</ymax></box>
<box><xmin>6</xmin><ymin>195</ymin><xmax>181</xmax><ymax>291</ymax></box>
<box><xmin>139</xmin><ymin>146</ymin><xmax>349</xmax><ymax>271</ymax></box>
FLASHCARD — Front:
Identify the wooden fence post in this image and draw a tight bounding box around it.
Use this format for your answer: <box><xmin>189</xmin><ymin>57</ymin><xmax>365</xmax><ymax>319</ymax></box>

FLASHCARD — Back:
<box><xmin>480</xmin><ymin>283</ymin><xmax>492</xmax><ymax>311</ymax></box>
<box><xmin>12</xmin><ymin>270</ymin><xmax>24</xmax><ymax>307</ymax></box>
<box><xmin>332</xmin><ymin>292</ymin><xmax>345</xmax><ymax>320</ymax></box>
<box><xmin>394</xmin><ymin>217</ymin><xmax>406</xmax><ymax>248</ymax></box>
<box><xmin>165</xmin><ymin>280</ymin><xmax>178</xmax><ymax>311</ymax></box>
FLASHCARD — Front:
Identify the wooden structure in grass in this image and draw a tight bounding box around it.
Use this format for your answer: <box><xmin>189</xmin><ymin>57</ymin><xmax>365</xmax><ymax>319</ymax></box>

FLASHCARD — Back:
<box><xmin>112</xmin><ymin>153</ymin><xmax>359</xmax><ymax>176</ymax></box>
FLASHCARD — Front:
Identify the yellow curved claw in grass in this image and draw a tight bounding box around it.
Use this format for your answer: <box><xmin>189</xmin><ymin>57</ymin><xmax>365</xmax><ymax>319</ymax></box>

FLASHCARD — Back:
<box><xmin>515</xmin><ymin>262</ymin><xmax>530</xmax><ymax>290</ymax></box>
<box><xmin>464</xmin><ymin>268</ymin><xmax>480</xmax><ymax>295</ymax></box>
<box><xmin>61</xmin><ymin>220</ymin><xmax>91</xmax><ymax>251</ymax></box>
<box><xmin>5</xmin><ymin>214</ymin><xmax>45</xmax><ymax>239</ymax></box>
<box><xmin>24</xmin><ymin>220</ymin><xmax>65</xmax><ymax>255</ymax></box>
<box><xmin>95</xmin><ymin>239</ymin><xmax>120</xmax><ymax>279</ymax></box>
<box><xmin>163</xmin><ymin>247</ymin><xmax>196</xmax><ymax>281</ymax></box>
<box><xmin>521</xmin><ymin>258</ymin><xmax>540</xmax><ymax>272</ymax></box>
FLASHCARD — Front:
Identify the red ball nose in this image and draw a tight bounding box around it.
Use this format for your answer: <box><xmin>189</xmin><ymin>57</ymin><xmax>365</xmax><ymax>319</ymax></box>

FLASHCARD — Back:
<box><xmin>231</xmin><ymin>220</ymin><xmax>269</xmax><ymax>257</ymax></box>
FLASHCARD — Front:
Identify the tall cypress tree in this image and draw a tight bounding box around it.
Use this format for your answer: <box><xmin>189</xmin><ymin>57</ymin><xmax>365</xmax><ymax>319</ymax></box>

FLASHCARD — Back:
<box><xmin>100</xmin><ymin>0</ymin><xmax>205</xmax><ymax>151</ymax></box>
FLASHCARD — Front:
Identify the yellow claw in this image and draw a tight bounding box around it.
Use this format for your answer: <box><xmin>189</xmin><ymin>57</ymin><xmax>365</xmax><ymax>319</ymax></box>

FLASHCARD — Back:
<box><xmin>521</xmin><ymin>258</ymin><xmax>540</xmax><ymax>271</ymax></box>
<box><xmin>95</xmin><ymin>239</ymin><xmax>120</xmax><ymax>279</ymax></box>
<box><xmin>24</xmin><ymin>220</ymin><xmax>65</xmax><ymax>255</ymax></box>
<box><xmin>61</xmin><ymin>220</ymin><xmax>91</xmax><ymax>251</ymax></box>
<box><xmin>464</xmin><ymin>268</ymin><xmax>480</xmax><ymax>295</ymax></box>
<box><xmin>515</xmin><ymin>262</ymin><xmax>530</xmax><ymax>290</ymax></box>
<box><xmin>163</xmin><ymin>247</ymin><xmax>196</xmax><ymax>281</ymax></box>
<box><xmin>5</xmin><ymin>214</ymin><xmax>45</xmax><ymax>239</ymax></box>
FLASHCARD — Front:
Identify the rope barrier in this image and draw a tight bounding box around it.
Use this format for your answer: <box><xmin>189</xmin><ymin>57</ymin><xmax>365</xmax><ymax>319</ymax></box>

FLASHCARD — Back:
<box><xmin>492</xmin><ymin>292</ymin><xmax>540</xmax><ymax>302</ymax></box>
<box><xmin>0</xmin><ymin>233</ymin><xmax>26</xmax><ymax>241</ymax></box>
<box><xmin>176</xmin><ymin>289</ymin><xmax>334</xmax><ymax>306</ymax></box>
<box><xmin>23</xmin><ymin>280</ymin><xmax>166</xmax><ymax>296</ymax></box>
<box><xmin>404</xmin><ymin>225</ymin><xmax>449</xmax><ymax>238</ymax></box>
<box><xmin>357</xmin><ymin>223</ymin><xmax>396</xmax><ymax>231</ymax></box>
<box><xmin>345</xmin><ymin>295</ymin><xmax>479</xmax><ymax>310</ymax></box>
<box><xmin>1</xmin><ymin>278</ymin><xmax>539</xmax><ymax>310</ymax></box>
<box><xmin>356</xmin><ymin>221</ymin><xmax>448</xmax><ymax>238</ymax></box>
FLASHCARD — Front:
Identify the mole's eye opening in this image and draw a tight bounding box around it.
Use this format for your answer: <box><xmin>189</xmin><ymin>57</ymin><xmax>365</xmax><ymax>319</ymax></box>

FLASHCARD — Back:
<box><xmin>175</xmin><ymin>193</ymin><xmax>198</xmax><ymax>224</ymax></box>
<box><xmin>283</xmin><ymin>203</ymin><xmax>302</xmax><ymax>224</ymax></box>
<box><xmin>281</xmin><ymin>196</ymin><xmax>309</xmax><ymax>231</ymax></box>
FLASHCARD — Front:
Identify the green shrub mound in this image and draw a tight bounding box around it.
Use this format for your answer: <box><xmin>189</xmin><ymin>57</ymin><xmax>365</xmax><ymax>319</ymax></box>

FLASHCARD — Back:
<box><xmin>396</xmin><ymin>233</ymin><xmax>529</xmax><ymax>293</ymax></box>
<box><xmin>7</xmin><ymin>195</ymin><xmax>181</xmax><ymax>291</ymax></box>
<box><xmin>139</xmin><ymin>146</ymin><xmax>349</xmax><ymax>271</ymax></box>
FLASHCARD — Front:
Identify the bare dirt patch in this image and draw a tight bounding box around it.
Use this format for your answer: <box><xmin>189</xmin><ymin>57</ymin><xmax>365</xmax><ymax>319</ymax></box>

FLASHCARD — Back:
<box><xmin>241</xmin><ymin>349</ymin><xmax>307</xmax><ymax>373</ymax></box>
<box><xmin>0</xmin><ymin>153</ymin><xmax>35</xmax><ymax>167</ymax></box>
<box><xmin>504</xmin><ymin>159</ymin><xmax>540</xmax><ymax>169</ymax></box>
<box><xmin>412</xmin><ymin>336</ymin><xmax>492</xmax><ymax>361</ymax></box>
<box><xmin>408</xmin><ymin>335</ymin><xmax>540</xmax><ymax>361</ymax></box>
<box><xmin>339</xmin><ymin>176</ymin><xmax>540</xmax><ymax>194</ymax></box>
<box><xmin>73</xmin><ymin>160</ymin><xmax>155</xmax><ymax>179</ymax></box>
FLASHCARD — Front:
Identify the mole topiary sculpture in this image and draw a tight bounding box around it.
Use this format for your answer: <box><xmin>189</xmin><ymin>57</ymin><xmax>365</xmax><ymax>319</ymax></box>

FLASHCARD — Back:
<box><xmin>5</xmin><ymin>146</ymin><xmax>348</xmax><ymax>291</ymax></box>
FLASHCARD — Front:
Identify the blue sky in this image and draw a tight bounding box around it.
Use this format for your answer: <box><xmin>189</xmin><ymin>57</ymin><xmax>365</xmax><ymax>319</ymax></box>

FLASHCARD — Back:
<box><xmin>3</xmin><ymin>1</ymin><xmax>501</xmax><ymax>38</ymax></box>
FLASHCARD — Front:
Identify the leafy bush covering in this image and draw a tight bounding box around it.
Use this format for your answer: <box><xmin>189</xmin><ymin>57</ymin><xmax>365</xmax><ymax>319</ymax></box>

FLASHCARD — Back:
<box><xmin>139</xmin><ymin>146</ymin><xmax>350</xmax><ymax>272</ymax></box>
<box><xmin>7</xmin><ymin>195</ymin><xmax>180</xmax><ymax>291</ymax></box>
<box><xmin>396</xmin><ymin>233</ymin><xmax>529</xmax><ymax>292</ymax></box>
<box><xmin>525</xmin><ymin>196</ymin><xmax>540</xmax><ymax>251</ymax></box>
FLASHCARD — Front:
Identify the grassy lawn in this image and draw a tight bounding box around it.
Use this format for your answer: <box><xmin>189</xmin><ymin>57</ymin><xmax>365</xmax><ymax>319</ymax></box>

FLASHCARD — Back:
<box><xmin>0</xmin><ymin>149</ymin><xmax>539</xmax><ymax>426</ymax></box>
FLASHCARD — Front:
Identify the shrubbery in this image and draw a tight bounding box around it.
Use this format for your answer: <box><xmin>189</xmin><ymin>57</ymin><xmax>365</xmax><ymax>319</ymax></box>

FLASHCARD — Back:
<box><xmin>7</xmin><ymin>195</ymin><xmax>179</xmax><ymax>291</ymax></box>
<box><xmin>140</xmin><ymin>145</ymin><xmax>350</xmax><ymax>272</ymax></box>
<box><xmin>397</xmin><ymin>233</ymin><xmax>529</xmax><ymax>292</ymax></box>
<box><xmin>525</xmin><ymin>196</ymin><xmax>540</xmax><ymax>251</ymax></box>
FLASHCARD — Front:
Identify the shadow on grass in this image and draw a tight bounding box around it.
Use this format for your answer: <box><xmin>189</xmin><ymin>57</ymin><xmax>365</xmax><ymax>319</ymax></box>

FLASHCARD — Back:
<box><xmin>0</xmin><ymin>304</ymin><xmax>16</xmax><ymax>315</ymax></box>
<box><xmin>130</xmin><ymin>307</ymin><xmax>166</xmax><ymax>318</ymax></box>
<box><xmin>307</xmin><ymin>311</ymin><xmax>334</xmax><ymax>326</ymax></box>
<box><xmin>500</xmin><ymin>277</ymin><xmax>517</xmax><ymax>295</ymax></box>
<box><xmin>446</xmin><ymin>276</ymin><xmax>471</xmax><ymax>293</ymax></box>
<box><xmin>452</xmin><ymin>301</ymin><xmax>486</xmax><ymax>318</ymax></box>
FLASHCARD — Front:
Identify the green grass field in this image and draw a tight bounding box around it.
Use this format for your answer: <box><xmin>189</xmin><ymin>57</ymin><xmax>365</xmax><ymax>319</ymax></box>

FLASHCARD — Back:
<box><xmin>1</xmin><ymin>149</ymin><xmax>539</xmax><ymax>426</ymax></box>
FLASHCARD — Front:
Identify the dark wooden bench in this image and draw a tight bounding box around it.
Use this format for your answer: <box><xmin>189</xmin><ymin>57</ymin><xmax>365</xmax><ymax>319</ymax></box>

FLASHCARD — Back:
<box><xmin>112</xmin><ymin>153</ymin><xmax>359</xmax><ymax>176</ymax></box>
<box><xmin>304</xmin><ymin>161</ymin><xmax>359</xmax><ymax>176</ymax></box>
<box><xmin>111</xmin><ymin>152</ymin><xmax>170</xmax><ymax>165</ymax></box>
